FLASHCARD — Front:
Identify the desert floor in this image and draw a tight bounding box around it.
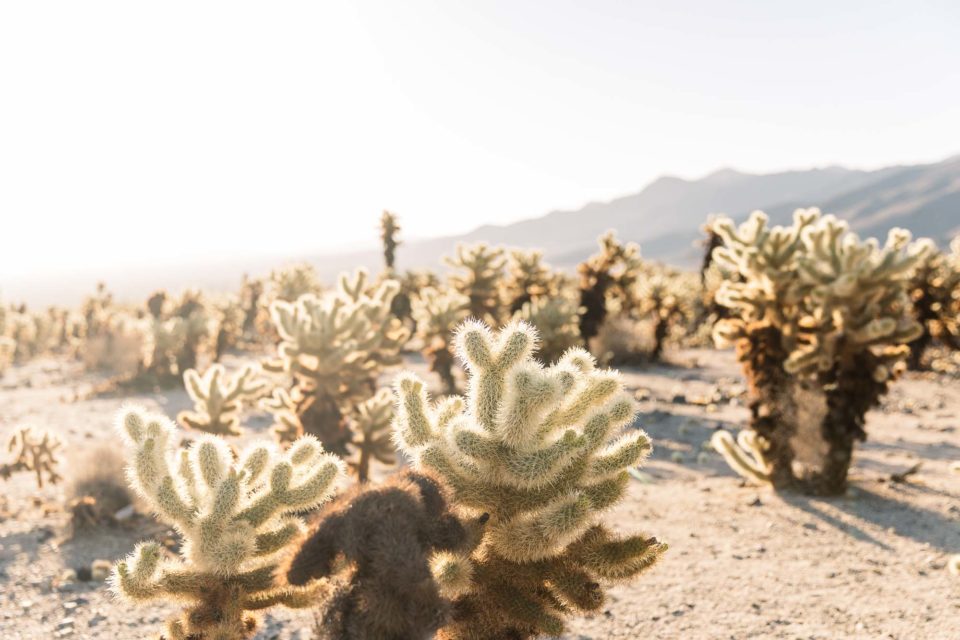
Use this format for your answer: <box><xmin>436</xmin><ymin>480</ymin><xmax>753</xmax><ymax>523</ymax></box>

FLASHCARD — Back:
<box><xmin>0</xmin><ymin>348</ymin><xmax>958</xmax><ymax>640</ymax></box>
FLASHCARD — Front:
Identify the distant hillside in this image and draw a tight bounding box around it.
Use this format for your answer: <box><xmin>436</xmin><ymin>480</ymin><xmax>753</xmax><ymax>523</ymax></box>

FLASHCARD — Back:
<box><xmin>385</xmin><ymin>156</ymin><xmax>959</xmax><ymax>273</ymax></box>
<box><xmin>6</xmin><ymin>155</ymin><xmax>959</xmax><ymax>306</ymax></box>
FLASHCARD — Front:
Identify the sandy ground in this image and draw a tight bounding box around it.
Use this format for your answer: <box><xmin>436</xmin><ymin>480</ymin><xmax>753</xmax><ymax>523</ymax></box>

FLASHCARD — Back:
<box><xmin>0</xmin><ymin>348</ymin><xmax>958</xmax><ymax>639</ymax></box>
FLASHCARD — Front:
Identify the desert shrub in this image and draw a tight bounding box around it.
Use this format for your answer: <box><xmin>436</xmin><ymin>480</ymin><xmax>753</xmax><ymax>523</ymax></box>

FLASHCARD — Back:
<box><xmin>266</xmin><ymin>269</ymin><xmax>409</xmax><ymax>461</ymax></box>
<box><xmin>393</xmin><ymin>320</ymin><xmax>666</xmax><ymax>639</ymax></box>
<box><xmin>287</xmin><ymin>470</ymin><xmax>487</xmax><ymax>640</ymax></box>
<box><xmin>711</xmin><ymin>209</ymin><xmax>931</xmax><ymax>494</ymax></box>
<box><xmin>68</xmin><ymin>445</ymin><xmax>135</xmax><ymax>532</ymax></box>
<box><xmin>413</xmin><ymin>287</ymin><xmax>470</xmax><ymax>394</ymax></box>
<box><xmin>111</xmin><ymin>406</ymin><xmax>344</xmax><ymax>640</ymax></box>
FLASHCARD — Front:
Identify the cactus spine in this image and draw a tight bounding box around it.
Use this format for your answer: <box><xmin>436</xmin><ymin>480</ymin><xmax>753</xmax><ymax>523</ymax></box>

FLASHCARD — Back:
<box><xmin>393</xmin><ymin>321</ymin><xmax>666</xmax><ymax>639</ymax></box>
<box><xmin>111</xmin><ymin>406</ymin><xmax>344</xmax><ymax>640</ymax></box>
<box><xmin>177</xmin><ymin>364</ymin><xmax>266</xmax><ymax>436</ymax></box>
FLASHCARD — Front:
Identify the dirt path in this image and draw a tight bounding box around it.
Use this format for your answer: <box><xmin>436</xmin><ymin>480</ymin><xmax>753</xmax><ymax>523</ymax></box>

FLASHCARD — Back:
<box><xmin>1</xmin><ymin>349</ymin><xmax>958</xmax><ymax>639</ymax></box>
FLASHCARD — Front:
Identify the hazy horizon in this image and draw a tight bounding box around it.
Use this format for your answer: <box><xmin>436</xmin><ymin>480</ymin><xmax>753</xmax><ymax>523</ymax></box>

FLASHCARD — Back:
<box><xmin>3</xmin><ymin>1</ymin><xmax>959</xmax><ymax>280</ymax></box>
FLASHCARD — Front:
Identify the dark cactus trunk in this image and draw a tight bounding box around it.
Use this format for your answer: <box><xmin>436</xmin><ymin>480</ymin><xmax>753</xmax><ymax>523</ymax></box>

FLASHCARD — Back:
<box><xmin>737</xmin><ymin>322</ymin><xmax>798</xmax><ymax>490</ymax></box>
<box><xmin>812</xmin><ymin>352</ymin><xmax>887</xmax><ymax>495</ymax></box>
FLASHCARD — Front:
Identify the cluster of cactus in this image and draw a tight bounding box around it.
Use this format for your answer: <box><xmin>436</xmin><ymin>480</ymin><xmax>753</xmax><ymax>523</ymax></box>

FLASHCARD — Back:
<box><xmin>393</xmin><ymin>321</ymin><xmax>666</xmax><ymax>639</ymax></box>
<box><xmin>111</xmin><ymin>406</ymin><xmax>344</xmax><ymax>640</ymax></box>
<box><xmin>267</xmin><ymin>269</ymin><xmax>409</xmax><ymax>470</ymax></box>
<box><xmin>0</xmin><ymin>426</ymin><xmax>62</xmax><ymax>488</ymax></box>
<box><xmin>0</xmin><ymin>303</ymin><xmax>78</xmax><ymax>368</ymax></box>
<box><xmin>512</xmin><ymin>295</ymin><xmax>582</xmax><ymax>364</ymax></box>
<box><xmin>503</xmin><ymin>249</ymin><xmax>562</xmax><ymax>314</ymax></box>
<box><xmin>577</xmin><ymin>232</ymin><xmax>644</xmax><ymax>344</ymax></box>
<box><xmin>711</xmin><ymin>209</ymin><xmax>932</xmax><ymax>494</ymax></box>
<box><xmin>177</xmin><ymin>364</ymin><xmax>267</xmax><ymax>436</ymax></box>
<box><xmin>906</xmin><ymin>236</ymin><xmax>960</xmax><ymax>368</ymax></box>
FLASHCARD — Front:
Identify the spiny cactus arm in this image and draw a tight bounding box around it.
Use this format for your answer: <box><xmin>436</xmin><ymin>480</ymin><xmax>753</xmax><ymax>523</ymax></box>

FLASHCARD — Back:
<box><xmin>111</xmin><ymin>541</ymin><xmax>168</xmax><ymax>601</ymax></box>
<box><xmin>430</xmin><ymin>550</ymin><xmax>475</xmax><ymax>599</ymax></box>
<box><xmin>565</xmin><ymin>524</ymin><xmax>667</xmax><ymax>581</ymax></box>
<box><xmin>240</xmin><ymin>579</ymin><xmax>331</xmax><ymax>610</ymax></box>
<box><xmin>260</xmin><ymin>388</ymin><xmax>304</xmax><ymax>444</ymax></box>
<box><xmin>486</xmin><ymin>493</ymin><xmax>595</xmax><ymax>562</ymax></box>
<box><xmin>710</xmin><ymin>429</ymin><xmax>772</xmax><ymax>485</ymax></box>
<box><xmin>234</xmin><ymin>437</ymin><xmax>344</xmax><ymax>528</ymax></box>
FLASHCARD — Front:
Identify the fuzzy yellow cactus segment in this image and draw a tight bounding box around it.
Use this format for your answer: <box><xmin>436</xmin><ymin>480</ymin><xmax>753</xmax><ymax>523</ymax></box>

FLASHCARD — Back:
<box><xmin>445</xmin><ymin>243</ymin><xmax>507</xmax><ymax>325</ymax></box>
<box><xmin>513</xmin><ymin>296</ymin><xmax>582</xmax><ymax>365</ymax></box>
<box><xmin>0</xmin><ymin>426</ymin><xmax>62</xmax><ymax>488</ymax></box>
<box><xmin>260</xmin><ymin>388</ymin><xmax>304</xmax><ymax>445</ymax></box>
<box><xmin>348</xmin><ymin>388</ymin><xmax>397</xmax><ymax>483</ymax></box>
<box><xmin>177</xmin><ymin>364</ymin><xmax>266</xmax><ymax>436</ymax></box>
<box><xmin>710</xmin><ymin>430</ymin><xmax>772</xmax><ymax>485</ymax></box>
<box><xmin>111</xmin><ymin>406</ymin><xmax>344</xmax><ymax>640</ymax></box>
<box><xmin>413</xmin><ymin>287</ymin><xmax>470</xmax><ymax>394</ymax></box>
<box><xmin>393</xmin><ymin>321</ymin><xmax>666</xmax><ymax>640</ymax></box>
<box><xmin>267</xmin><ymin>269</ymin><xmax>410</xmax><ymax>456</ymax></box>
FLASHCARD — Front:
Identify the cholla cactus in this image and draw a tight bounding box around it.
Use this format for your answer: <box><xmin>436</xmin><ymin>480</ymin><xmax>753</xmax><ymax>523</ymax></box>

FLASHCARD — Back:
<box><xmin>712</xmin><ymin>209</ymin><xmax>932</xmax><ymax>493</ymax></box>
<box><xmin>286</xmin><ymin>470</ymin><xmax>486</xmax><ymax>640</ymax></box>
<box><xmin>710</xmin><ymin>429</ymin><xmax>772</xmax><ymax>485</ymax></box>
<box><xmin>269</xmin><ymin>263</ymin><xmax>322</xmax><ymax>303</ymax></box>
<box><xmin>906</xmin><ymin>238</ymin><xmax>960</xmax><ymax>368</ymax></box>
<box><xmin>267</xmin><ymin>269</ymin><xmax>409</xmax><ymax>456</ymax></box>
<box><xmin>577</xmin><ymin>232</ymin><xmax>643</xmax><ymax>345</ymax></box>
<box><xmin>445</xmin><ymin>243</ymin><xmax>506</xmax><ymax>325</ymax></box>
<box><xmin>512</xmin><ymin>296</ymin><xmax>582</xmax><ymax>364</ymax></box>
<box><xmin>111</xmin><ymin>406</ymin><xmax>344</xmax><ymax>640</ymax></box>
<box><xmin>710</xmin><ymin>209</ymin><xmax>818</xmax><ymax>488</ymax></box>
<box><xmin>784</xmin><ymin>216</ymin><xmax>931</xmax><ymax>493</ymax></box>
<box><xmin>348</xmin><ymin>389</ymin><xmax>397</xmax><ymax>483</ymax></box>
<box><xmin>636</xmin><ymin>270</ymin><xmax>697</xmax><ymax>361</ymax></box>
<box><xmin>0</xmin><ymin>427</ymin><xmax>62</xmax><ymax>488</ymax></box>
<box><xmin>393</xmin><ymin>321</ymin><xmax>666</xmax><ymax>639</ymax></box>
<box><xmin>260</xmin><ymin>388</ymin><xmax>304</xmax><ymax>445</ymax></box>
<box><xmin>380</xmin><ymin>210</ymin><xmax>401</xmax><ymax>272</ymax></box>
<box><xmin>178</xmin><ymin>364</ymin><xmax>267</xmax><ymax>436</ymax></box>
<box><xmin>413</xmin><ymin>287</ymin><xmax>470</xmax><ymax>394</ymax></box>
<box><xmin>503</xmin><ymin>249</ymin><xmax>559</xmax><ymax>314</ymax></box>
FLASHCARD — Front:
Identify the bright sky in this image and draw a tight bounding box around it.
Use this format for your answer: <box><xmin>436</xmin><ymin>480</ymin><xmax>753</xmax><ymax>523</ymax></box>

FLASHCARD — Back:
<box><xmin>2</xmin><ymin>1</ymin><xmax>959</xmax><ymax>279</ymax></box>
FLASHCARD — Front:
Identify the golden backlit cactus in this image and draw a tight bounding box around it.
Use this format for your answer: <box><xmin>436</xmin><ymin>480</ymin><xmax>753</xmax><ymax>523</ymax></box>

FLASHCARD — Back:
<box><xmin>636</xmin><ymin>269</ymin><xmax>697</xmax><ymax>361</ymax></box>
<box><xmin>0</xmin><ymin>426</ymin><xmax>62</xmax><ymax>489</ymax></box>
<box><xmin>178</xmin><ymin>364</ymin><xmax>267</xmax><ymax>436</ymax></box>
<box><xmin>577</xmin><ymin>231</ymin><xmax>643</xmax><ymax>345</ymax></box>
<box><xmin>267</xmin><ymin>269</ymin><xmax>410</xmax><ymax>456</ymax></box>
<box><xmin>784</xmin><ymin>216</ymin><xmax>932</xmax><ymax>492</ymax></box>
<box><xmin>380</xmin><ymin>210</ymin><xmax>401</xmax><ymax>272</ymax></box>
<box><xmin>393</xmin><ymin>321</ymin><xmax>666</xmax><ymax>639</ymax></box>
<box><xmin>710</xmin><ymin>209</ymin><xmax>818</xmax><ymax>489</ymax></box>
<box><xmin>710</xmin><ymin>429</ymin><xmax>772</xmax><ymax>485</ymax></box>
<box><xmin>906</xmin><ymin>237</ymin><xmax>960</xmax><ymax>368</ymax></box>
<box><xmin>111</xmin><ymin>406</ymin><xmax>344</xmax><ymax>640</ymax></box>
<box><xmin>348</xmin><ymin>388</ymin><xmax>397</xmax><ymax>483</ymax></box>
<box><xmin>269</xmin><ymin>262</ymin><xmax>323</xmax><ymax>303</ymax></box>
<box><xmin>445</xmin><ymin>243</ymin><xmax>506</xmax><ymax>325</ymax></box>
<box><xmin>712</xmin><ymin>208</ymin><xmax>933</xmax><ymax>493</ymax></box>
<box><xmin>413</xmin><ymin>287</ymin><xmax>470</xmax><ymax>394</ymax></box>
<box><xmin>512</xmin><ymin>295</ymin><xmax>582</xmax><ymax>364</ymax></box>
<box><xmin>503</xmin><ymin>249</ymin><xmax>560</xmax><ymax>314</ymax></box>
